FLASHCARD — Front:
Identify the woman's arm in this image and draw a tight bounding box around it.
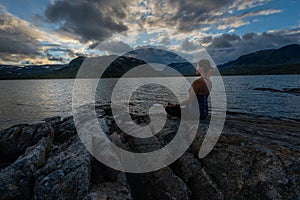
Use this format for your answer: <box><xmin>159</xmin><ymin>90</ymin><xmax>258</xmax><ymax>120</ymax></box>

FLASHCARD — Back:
<box><xmin>180</xmin><ymin>83</ymin><xmax>197</xmax><ymax>106</ymax></box>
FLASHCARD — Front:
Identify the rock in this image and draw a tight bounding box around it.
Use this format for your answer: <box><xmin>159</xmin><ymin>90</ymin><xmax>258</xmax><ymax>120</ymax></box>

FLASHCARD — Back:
<box><xmin>84</xmin><ymin>182</ymin><xmax>133</xmax><ymax>200</ymax></box>
<box><xmin>282</xmin><ymin>87</ymin><xmax>300</xmax><ymax>93</ymax></box>
<box><xmin>43</xmin><ymin>116</ymin><xmax>62</xmax><ymax>131</ymax></box>
<box><xmin>17</xmin><ymin>125</ymin><xmax>36</xmax><ymax>153</ymax></box>
<box><xmin>33</xmin><ymin>136</ymin><xmax>90</xmax><ymax>200</ymax></box>
<box><xmin>54</xmin><ymin>116</ymin><xmax>76</xmax><ymax>144</ymax></box>
<box><xmin>172</xmin><ymin>152</ymin><xmax>224</xmax><ymax>200</ymax></box>
<box><xmin>0</xmin><ymin>105</ymin><xmax>299</xmax><ymax>199</ymax></box>
<box><xmin>0</xmin><ymin>136</ymin><xmax>52</xmax><ymax>200</ymax></box>
<box><xmin>121</xmin><ymin>114</ymin><xmax>300</xmax><ymax>199</ymax></box>
<box><xmin>32</xmin><ymin>123</ymin><xmax>54</xmax><ymax>144</ymax></box>
<box><xmin>85</xmin><ymin>161</ymin><xmax>133</xmax><ymax>200</ymax></box>
<box><xmin>0</xmin><ymin>123</ymin><xmax>53</xmax><ymax>168</ymax></box>
<box><xmin>43</xmin><ymin>116</ymin><xmax>61</xmax><ymax>125</ymax></box>
<box><xmin>0</xmin><ymin>125</ymin><xmax>24</xmax><ymax>166</ymax></box>
<box><xmin>89</xmin><ymin>155</ymin><xmax>133</xmax><ymax>200</ymax></box>
<box><xmin>254</xmin><ymin>87</ymin><xmax>300</xmax><ymax>94</ymax></box>
<box><xmin>0</xmin><ymin>109</ymin><xmax>133</xmax><ymax>199</ymax></box>
<box><xmin>127</xmin><ymin>167</ymin><xmax>191</xmax><ymax>200</ymax></box>
<box><xmin>120</xmin><ymin>117</ymin><xmax>191</xmax><ymax>200</ymax></box>
<box><xmin>198</xmin><ymin>117</ymin><xmax>300</xmax><ymax>199</ymax></box>
<box><xmin>253</xmin><ymin>87</ymin><xmax>283</xmax><ymax>92</ymax></box>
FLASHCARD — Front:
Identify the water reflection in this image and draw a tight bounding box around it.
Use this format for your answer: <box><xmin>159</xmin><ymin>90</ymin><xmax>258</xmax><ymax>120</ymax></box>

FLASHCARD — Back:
<box><xmin>0</xmin><ymin>75</ymin><xmax>300</xmax><ymax>130</ymax></box>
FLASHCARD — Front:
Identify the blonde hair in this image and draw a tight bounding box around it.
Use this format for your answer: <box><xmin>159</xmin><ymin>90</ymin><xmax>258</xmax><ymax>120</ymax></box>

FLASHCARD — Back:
<box><xmin>198</xmin><ymin>59</ymin><xmax>215</xmax><ymax>78</ymax></box>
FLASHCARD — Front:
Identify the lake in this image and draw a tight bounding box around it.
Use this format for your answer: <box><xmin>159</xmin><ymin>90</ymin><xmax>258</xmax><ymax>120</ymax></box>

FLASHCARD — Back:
<box><xmin>0</xmin><ymin>75</ymin><xmax>299</xmax><ymax>130</ymax></box>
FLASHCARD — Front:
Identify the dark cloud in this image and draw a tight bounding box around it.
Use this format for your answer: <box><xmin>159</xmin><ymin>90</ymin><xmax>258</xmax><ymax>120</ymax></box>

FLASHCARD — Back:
<box><xmin>0</xmin><ymin>9</ymin><xmax>67</xmax><ymax>65</ymax></box>
<box><xmin>207</xmin><ymin>29</ymin><xmax>300</xmax><ymax>64</ymax></box>
<box><xmin>95</xmin><ymin>40</ymin><xmax>133</xmax><ymax>54</ymax></box>
<box><xmin>0</xmin><ymin>11</ymin><xmax>41</xmax><ymax>60</ymax></box>
<box><xmin>157</xmin><ymin>35</ymin><xmax>171</xmax><ymax>45</ymax></box>
<box><xmin>210</xmin><ymin>39</ymin><xmax>233</xmax><ymax>49</ymax></box>
<box><xmin>201</xmin><ymin>36</ymin><xmax>213</xmax><ymax>44</ymax></box>
<box><xmin>42</xmin><ymin>0</ymin><xmax>280</xmax><ymax>38</ymax></box>
<box><xmin>169</xmin><ymin>0</ymin><xmax>231</xmax><ymax>28</ymax></box>
<box><xmin>21</xmin><ymin>60</ymin><xmax>34</xmax><ymax>65</ymax></box>
<box><xmin>0</xmin><ymin>0</ymin><xmax>295</xmax><ymax>66</ymax></box>
<box><xmin>141</xmin><ymin>0</ymin><xmax>232</xmax><ymax>31</ymax></box>
<box><xmin>46</xmin><ymin>48</ymin><xmax>74</xmax><ymax>55</ymax></box>
<box><xmin>139</xmin><ymin>0</ymin><xmax>280</xmax><ymax>32</ymax></box>
<box><xmin>181</xmin><ymin>39</ymin><xmax>199</xmax><ymax>51</ymax></box>
<box><xmin>44</xmin><ymin>0</ymin><xmax>128</xmax><ymax>42</ymax></box>
<box><xmin>210</xmin><ymin>34</ymin><xmax>241</xmax><ymax>48</ymax></box>
<box><xmin>48</xmin><ymin>56</ymin><xmax>65</xmax><ymax>62</ymax></box>
<box><xmin>0</xmin><ymin>38</ymin><xmax>40</xmax><ymax>55</ymax></box>
<box><xmin>45</xmin><ymin>47</ymin><xmax>76</xmax><ymax>62</ymax></box>
<box><xmin>88</xmin><ymin>42</ymin><xmax>100</xmax><ymax>49</ymax></box>
<box><xmin>242</xmin><ymin>32</ymin><xmax>256</xmax><ymax>40</ymax></box>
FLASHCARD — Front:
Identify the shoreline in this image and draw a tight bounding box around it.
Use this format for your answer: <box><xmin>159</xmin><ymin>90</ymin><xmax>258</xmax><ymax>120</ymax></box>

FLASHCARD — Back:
<box><xmin>0</xmin><ymin>104</ymin><xmax>299</xmax><ymax>199</ymax></box>
<box><xmin>1</xmin><ymin>109</ymin><xmax>299</xmax><ymax>132</ymax></box>
<box><xmin>1</xmin><ymin>73</ymin><xmax>300</xmax><ymax>81</ymax></box>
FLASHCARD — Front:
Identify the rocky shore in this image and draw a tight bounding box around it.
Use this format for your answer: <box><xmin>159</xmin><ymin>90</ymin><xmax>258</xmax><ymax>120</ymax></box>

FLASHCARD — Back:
<box><xmin>0</xmin><ymin>104</ymin><xmax>299</xmax><ymax>199</ymax></box>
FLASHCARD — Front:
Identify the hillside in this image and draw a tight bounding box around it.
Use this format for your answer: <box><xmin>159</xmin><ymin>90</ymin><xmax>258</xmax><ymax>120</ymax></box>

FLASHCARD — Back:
<box><xmin>218</xmin><ymin>44</ymin><xmax>300</xmax><ymax>75</ymax></box>
<box><xmin>0</xmin><ymin>64</ymin><xmax>67</xmax><ymax>79</ymax></box>
<box><xmin>0</xmin><ymin>53</ymin><xmax>196</xmax><ymax>79</ymax></box>
<box><xmin>1</xmin><ymin>44</ymin><xmax>300</xmax><ymax>79</ymax></box>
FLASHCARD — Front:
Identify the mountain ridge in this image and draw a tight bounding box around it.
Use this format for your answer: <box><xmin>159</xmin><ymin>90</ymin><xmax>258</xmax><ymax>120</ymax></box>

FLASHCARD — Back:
<box><xmin>217</xmin><ymin>44</ymin><xmax>300</xmax><ymax>75</ymax></box>
<box><xmin>0</xmin><ymin>44</ymin><xmax>300</xmax><ymax>79</ymax></box>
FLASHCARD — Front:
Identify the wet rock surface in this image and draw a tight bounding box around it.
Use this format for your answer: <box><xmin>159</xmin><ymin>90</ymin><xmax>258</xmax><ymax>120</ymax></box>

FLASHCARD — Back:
<box><xmin>0</xmin><ymin>104</ymin><xmax>299</xmax><ymax>199</ymax></box>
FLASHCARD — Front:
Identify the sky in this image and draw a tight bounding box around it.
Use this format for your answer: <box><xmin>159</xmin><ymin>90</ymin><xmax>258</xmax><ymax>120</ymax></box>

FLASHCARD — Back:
<box><xmin>0</xmin><ymin>0</ymin><xmax>299</xmax><ymax>65</ymax></box>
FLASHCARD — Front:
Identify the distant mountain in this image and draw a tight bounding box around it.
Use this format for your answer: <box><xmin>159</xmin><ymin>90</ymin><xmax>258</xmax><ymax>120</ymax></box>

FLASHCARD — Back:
<box><xmin>50</xmin><ymin>55</ymin><xmax>195</xmax><ymax>78</ymax></box>
<box><xmin>2</xmin><ymin>44</ymin><xmax>299</xmax><ymax>79</ymax></box>
<box><xmin>125</xmin><ymin>48</ymin><xmax>187</xmax><ymax>64</ymax></box>
<box><xmin>0</xmin><ymin>64</ymin><xmax>67</xmax><ymax>79</ymax></box>
<box><xmin>0</xmin><ymin>55</ymin><xmax>196</xmax><ymax>79</ymax></box>
<box><xmin>218</xmin><ymin>44</ymin><xmax>300</xmax><ymax>75</ymax></box>
<box><xmin>46</xmin><ymin>48</ymin><xmax>195</xmax><ymax>78</ymax></box>
<box><xmin>0</xmin><ymin>47</ymin><xmax>198</xmax><ymax>79</ymax></box>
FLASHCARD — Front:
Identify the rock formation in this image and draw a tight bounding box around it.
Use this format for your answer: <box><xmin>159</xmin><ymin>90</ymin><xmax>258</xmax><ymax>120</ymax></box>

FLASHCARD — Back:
<box><xmin>0</xmin><ymin>104</ymin><xmax>299</xmax><ymax>199</ymax></box>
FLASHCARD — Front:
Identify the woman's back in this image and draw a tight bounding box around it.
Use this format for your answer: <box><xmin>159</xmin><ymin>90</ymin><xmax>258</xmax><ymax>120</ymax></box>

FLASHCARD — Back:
<box><xmin>188</xmin><ymin>77</ymin><xmax>211</xmax><ymax>119</ymax></box>
<box><xmin>165</xmin><ymin>59</ymin><xmax>214</xmax><ymax>120</ymax></box>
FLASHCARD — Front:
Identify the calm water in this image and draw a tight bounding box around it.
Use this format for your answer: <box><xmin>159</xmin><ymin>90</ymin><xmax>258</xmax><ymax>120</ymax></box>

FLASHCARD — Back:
<box><xmin>0</xmin><ymin>75</ymin><xmax>300</xmax><ymax>130</ymax></box>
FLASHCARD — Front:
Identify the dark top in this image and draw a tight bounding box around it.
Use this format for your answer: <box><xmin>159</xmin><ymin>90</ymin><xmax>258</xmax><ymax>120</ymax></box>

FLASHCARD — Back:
<box><xmin>188</xmin><ymin>77</ymin><xmax>210</xmax><ymax>119</ymax></box>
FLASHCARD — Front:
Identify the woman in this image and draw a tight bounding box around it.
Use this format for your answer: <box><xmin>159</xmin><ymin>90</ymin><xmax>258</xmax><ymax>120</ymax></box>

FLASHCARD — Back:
<box><xmin>165</xmin><ymin>59</ymin><xmax>214</xmax><ymax>120</ymax></box>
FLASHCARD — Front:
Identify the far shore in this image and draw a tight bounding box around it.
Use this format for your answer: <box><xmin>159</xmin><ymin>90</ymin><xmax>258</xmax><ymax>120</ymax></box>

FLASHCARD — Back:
<box><xmin>1</xmin><ymin>73</ymin><xmax>300</xmax><ymax>81</ymax></box>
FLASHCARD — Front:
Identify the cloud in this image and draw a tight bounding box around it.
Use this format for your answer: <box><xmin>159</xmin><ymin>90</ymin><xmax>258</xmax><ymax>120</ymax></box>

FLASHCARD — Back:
<box><xmin>95</xmin><ymin>40</ymin><xmax>133</xmax><ymax>54</ymax></box>
<box><xmin>45</xmin><ymin>47</ymin><xmax>75</xmax><ymax>62</ymax></box>
<box><xmin>43</xmin><ymin>0</ymin><xmax>129</xmax><ymax>42</ymax></box>
<box><xmin>229</xmin><ymin>0</ymin><xmax>272</xmax><ymax>11</ymax></box>
<box><xmin>157</xmin><ymin>34</ymin><xmax>171</xmax><ymax>45</ymax></box>
<box><xmin>209</xmin><ymin>34</ymin><xmax>241</xmax><ymax>48</ymax></box>
<box><xmin>217</xmin><ymin>9</ymin><xmax>282</xmax><ymax>30</ymax></box>
<box><xmin>207</xmin><ymin>29</ymin><xmax>300</xmax><ymax>64</ymax></box>
<box><xmin>139</xmin><ymin>0</ymin><xmax>231</xmax><ymax>31</ymax></box>
<box><xmin>200</xmin><ymin>36</ymin><xmax>213</xmax><ymax>45</ymax></box>
<box><xmin>0</xmin><ymin>0</ymin><xmax>296</xmax><ymax>66</ymax></box>
<box><xmin>47</xmin><ymin>56</ymin><xmax>65</xmax><ymax>62</ymax></box>
<box><xmin>181</xmin><ymin>39</ymin><xmax>199</xmax><ymax>51</ymax></box>
<box><xmin>0</xmin><ymin>6</ymin><xmax>86</xmax><ymax>64</ymax></box>
<box><xmin>136</xmin><ymin>0</ymin><xmax>280</xmax><ymax>32</ymax></box>
<box><xmin>0</xmin><ymin>7</ymin><xmax>42</xmax><ymax>62</ymax></box>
